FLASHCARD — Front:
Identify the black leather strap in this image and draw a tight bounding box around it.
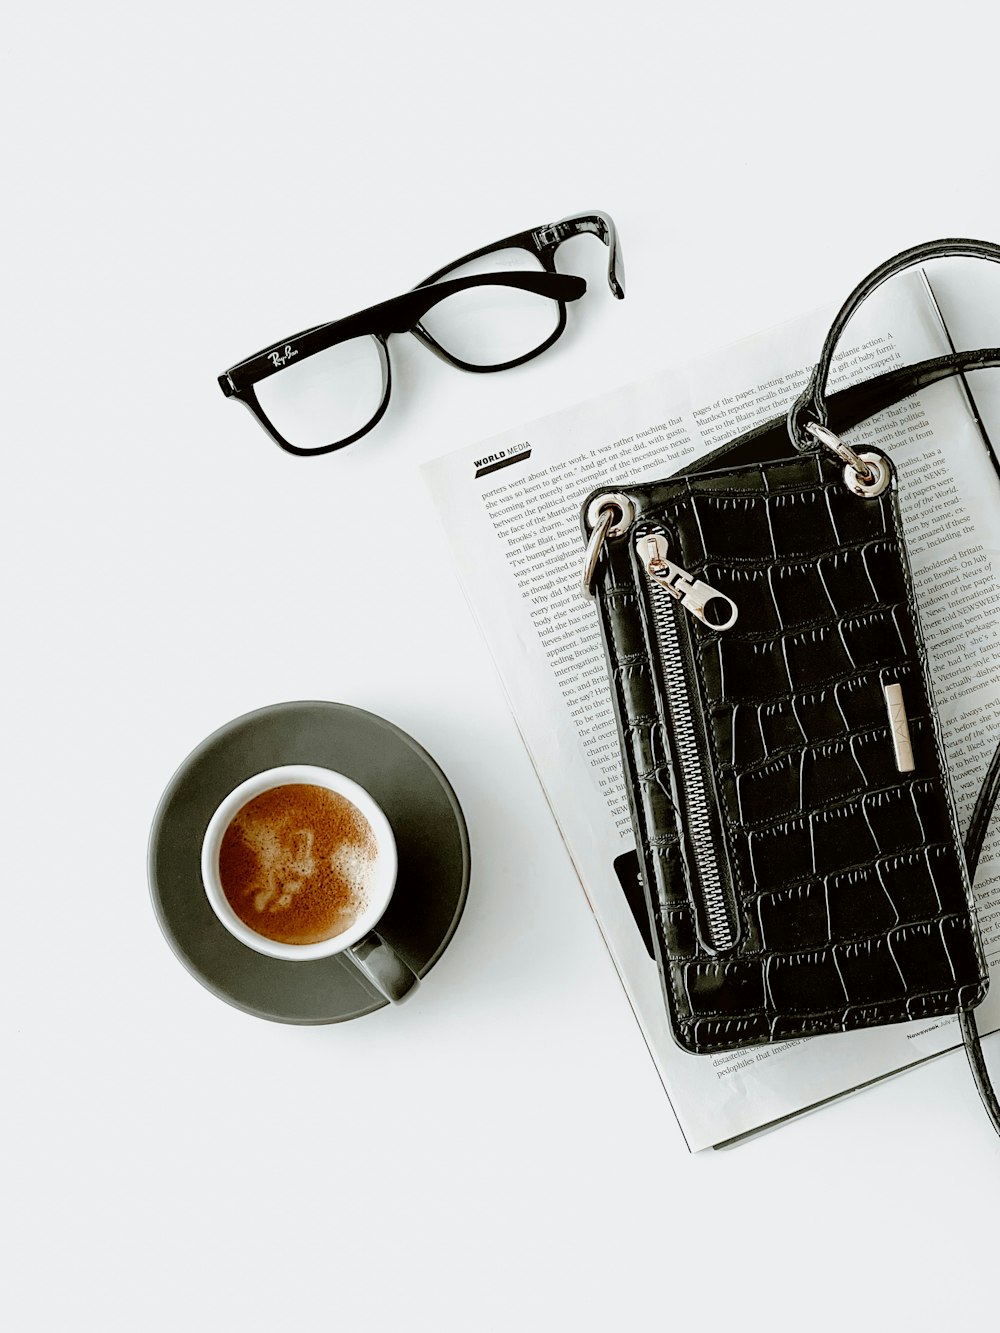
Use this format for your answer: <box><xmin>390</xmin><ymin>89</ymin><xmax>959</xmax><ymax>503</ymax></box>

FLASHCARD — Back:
<box><xmin>787</xmin><ymin>238</ymin><xmax>1000</xmax><ymax>449</ymax></box>
<box><xmin>962</xmin><ymin>739</ymin><xmax>1000</xmax><ymax>1136</ymax></box>
<box><xmin>689</xmin><ymin>347</ymin><xmax>1000</xmax><ymax>478</ymax></box>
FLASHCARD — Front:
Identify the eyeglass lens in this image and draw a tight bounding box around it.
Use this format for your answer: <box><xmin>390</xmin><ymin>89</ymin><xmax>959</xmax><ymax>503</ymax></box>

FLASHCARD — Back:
<box><xmin>253</xmin><ymin>335</ymin><xmax>388</xmax><ymax>452</ymax></box>
<box><xmin>418</xmin><ymin>247</ymin><xmax>559</xmax><ymax>367</ymax></box>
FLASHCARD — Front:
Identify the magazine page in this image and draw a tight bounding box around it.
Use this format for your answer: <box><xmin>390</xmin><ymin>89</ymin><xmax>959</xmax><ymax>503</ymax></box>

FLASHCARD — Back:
<box><xmin>423</xmin><ymin>269</ymin><xmax>1000</xmax><ymax>1151</ymax></box>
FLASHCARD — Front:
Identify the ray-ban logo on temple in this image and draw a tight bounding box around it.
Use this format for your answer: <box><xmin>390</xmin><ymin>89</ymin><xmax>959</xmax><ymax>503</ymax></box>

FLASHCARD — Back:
<box><xmin>217</xmin><ymin>211</ymin><xmax>624</xmax><ymax>457</ymax></box>
<box><xmin>268</xmin><ymin>344</ymin><xmax>299</xmax><ymax>369</ymax></box>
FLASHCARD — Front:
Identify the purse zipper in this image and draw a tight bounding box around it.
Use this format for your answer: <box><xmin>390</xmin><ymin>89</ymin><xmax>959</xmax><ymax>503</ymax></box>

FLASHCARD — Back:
<box><xmin>636</xmin><ymin>531</ymin><xmax>739</xmax><ymax>953</ymax></box>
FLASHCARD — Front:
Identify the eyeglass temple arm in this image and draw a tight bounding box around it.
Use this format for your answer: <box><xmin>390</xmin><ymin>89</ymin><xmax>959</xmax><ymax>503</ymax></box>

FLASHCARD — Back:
<box><xmin>533</xmin><ymin>211</ymin><xmax>625</xmax><ymax>300</ymax></box>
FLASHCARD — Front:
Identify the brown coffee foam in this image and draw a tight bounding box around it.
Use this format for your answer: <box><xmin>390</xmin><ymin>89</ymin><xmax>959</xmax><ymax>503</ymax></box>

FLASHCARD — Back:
<box><xmin>219</xmin><ymin>783</ymin><xmax>377</xmax><ymax>946</ymax></box>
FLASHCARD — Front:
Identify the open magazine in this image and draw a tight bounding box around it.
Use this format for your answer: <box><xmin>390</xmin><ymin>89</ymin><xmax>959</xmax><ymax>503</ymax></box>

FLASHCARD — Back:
<box><xmin>423</xmin><ymin>265</ymin><xmax>1000</xmax><ymax>1151</ymax></box>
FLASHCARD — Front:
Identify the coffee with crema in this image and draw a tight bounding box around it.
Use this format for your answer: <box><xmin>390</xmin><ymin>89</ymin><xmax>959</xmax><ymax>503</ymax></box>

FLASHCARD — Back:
<box><xmin>218</xmin><ymin>783</ymin><xmax>377</xmax><ymax>945</ymax></box>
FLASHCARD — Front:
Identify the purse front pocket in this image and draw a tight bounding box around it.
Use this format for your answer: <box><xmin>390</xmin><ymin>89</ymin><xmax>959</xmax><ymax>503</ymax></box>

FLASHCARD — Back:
<box><xmin>635</xmin><ymin>526</ymin><xmax>741</xmax><ymax>955</ymax></box>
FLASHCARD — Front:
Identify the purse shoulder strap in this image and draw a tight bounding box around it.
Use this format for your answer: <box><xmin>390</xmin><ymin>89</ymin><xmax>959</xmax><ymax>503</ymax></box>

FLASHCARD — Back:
<box><xmin>686</xmin><ymin>347</ymin><xmax>1000</xmax><ymax>478</ymax></box>
<box><xmin>787</xmin><ymin>237</ymin><xmax>1000</xmax><ymax>449</ymax></box>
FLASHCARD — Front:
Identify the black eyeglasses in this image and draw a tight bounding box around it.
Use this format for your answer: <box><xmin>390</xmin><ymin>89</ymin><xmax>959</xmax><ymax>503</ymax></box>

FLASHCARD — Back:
<box><xmin>217</xmin><ymin>210</ymin><xmax>624</xmax><ymax>457</ymax></box>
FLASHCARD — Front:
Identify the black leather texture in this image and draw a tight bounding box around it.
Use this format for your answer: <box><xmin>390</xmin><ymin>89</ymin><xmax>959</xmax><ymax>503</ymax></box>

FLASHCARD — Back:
<box><xmin>586</xmin><ymin>449</ymin><xmax>988</xmax><ymax>1055</ymax></box>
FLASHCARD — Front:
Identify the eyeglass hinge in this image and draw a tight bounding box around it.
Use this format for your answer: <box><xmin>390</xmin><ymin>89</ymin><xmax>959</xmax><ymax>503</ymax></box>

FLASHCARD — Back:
<box><xmin>218</xmin><ymin>373</ymin><xmax>237</xmax><ymax>398</ymax></box>
<box><xmin>533</xmin><ymin>223</ymin><xmax>570</xmax><ymax>248</ymax></box>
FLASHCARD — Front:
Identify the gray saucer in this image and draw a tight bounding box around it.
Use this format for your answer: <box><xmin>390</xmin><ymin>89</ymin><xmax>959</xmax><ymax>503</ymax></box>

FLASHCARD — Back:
<box><xmin>148</xmin><ymin>701</ymin><xmax>471</xmax><ymax>1023</ymax></box>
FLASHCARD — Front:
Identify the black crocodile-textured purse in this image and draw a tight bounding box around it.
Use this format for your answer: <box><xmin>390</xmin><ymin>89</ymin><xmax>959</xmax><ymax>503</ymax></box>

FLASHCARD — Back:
<box><xmin>582</xmin><ymin>240</ymin><xmax>1000</xmax><ymax>1134</ymax></box>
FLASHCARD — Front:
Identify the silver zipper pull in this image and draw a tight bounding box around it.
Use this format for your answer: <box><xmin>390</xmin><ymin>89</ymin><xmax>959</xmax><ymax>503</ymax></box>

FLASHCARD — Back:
<box><xmin>637</xmin><ymin>533</ymin><xmax>738</xmax><ymax>630</ymax></box>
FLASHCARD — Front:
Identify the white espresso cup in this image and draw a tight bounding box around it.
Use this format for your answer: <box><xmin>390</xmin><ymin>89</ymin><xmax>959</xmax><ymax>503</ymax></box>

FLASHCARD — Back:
<box><xmin>201</xmin><ymin>764</ymin><xmax>418</xmax><ymax>1002</ymax></box>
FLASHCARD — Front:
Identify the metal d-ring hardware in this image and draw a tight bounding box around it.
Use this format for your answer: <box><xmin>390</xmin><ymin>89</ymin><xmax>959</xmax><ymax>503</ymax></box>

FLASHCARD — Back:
<box><xmin>582</xmin><ymin>491</ymin><xmax>636</xmax><ymax>597</ymax></box>
<box><xmin>841</xmin><ymin>450</ymin><xmax>891</xmax><ymax>498</ymax></box>
<box><xmin>805</xmin><ymin>422</ymin><xmax>891</xmax><ymax>498</ymax></box>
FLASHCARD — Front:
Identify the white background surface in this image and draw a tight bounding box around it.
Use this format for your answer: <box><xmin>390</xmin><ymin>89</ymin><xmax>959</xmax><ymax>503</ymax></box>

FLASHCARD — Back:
<box><xmin>5</xmin><ymin>3</ymin><xmax>999</xmax><ymax>1329</ymax></box>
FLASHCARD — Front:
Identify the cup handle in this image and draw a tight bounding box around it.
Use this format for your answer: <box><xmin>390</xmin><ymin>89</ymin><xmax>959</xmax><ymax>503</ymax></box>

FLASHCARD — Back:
<box><xmin>347</xmin><ymin>930</ymin><xmax>419</xmax><ymax>1004</ymax></box>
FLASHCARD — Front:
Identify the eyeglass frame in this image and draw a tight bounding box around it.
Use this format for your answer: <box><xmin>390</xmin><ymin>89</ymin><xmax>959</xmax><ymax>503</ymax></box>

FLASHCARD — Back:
<box><xmin>217</xmin><ymin>210</ymin><xmax>625</xmax><ymax>457</ymax></box>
